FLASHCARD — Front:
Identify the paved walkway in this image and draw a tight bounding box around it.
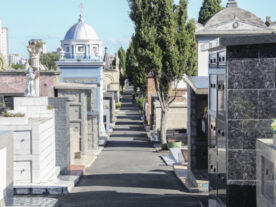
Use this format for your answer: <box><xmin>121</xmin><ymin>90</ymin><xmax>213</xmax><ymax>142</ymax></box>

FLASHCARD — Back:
<box><xmin>59</xmin><ymin>91</ymin><xmax>208</xmax><ymax>207</ymax></box>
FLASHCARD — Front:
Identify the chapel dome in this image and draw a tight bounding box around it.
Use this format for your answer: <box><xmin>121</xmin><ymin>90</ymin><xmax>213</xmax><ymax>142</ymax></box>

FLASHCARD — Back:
<box><xmin>64</xmin><ymin>15</ymin><xmax>99</xmax><ymax>40</ymax></box>
<box><xmin>204</xmin><ymin>1</ymin><xmax>267</xmax><ymax>28</ymax></box>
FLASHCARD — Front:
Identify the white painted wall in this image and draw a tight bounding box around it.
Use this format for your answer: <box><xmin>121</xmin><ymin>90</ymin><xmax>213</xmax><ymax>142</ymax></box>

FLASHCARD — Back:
<box><xmin>197</xmin><ymin>37</ymin><xmax>220</xmax><ymax>77</ymax></box>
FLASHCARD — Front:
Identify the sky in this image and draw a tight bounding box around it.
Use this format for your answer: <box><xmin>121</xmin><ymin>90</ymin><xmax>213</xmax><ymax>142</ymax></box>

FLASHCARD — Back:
<box><xmin>0</xmin><ymin>0</ymin><xmax>276</xmax><ymax>58</ymax></box>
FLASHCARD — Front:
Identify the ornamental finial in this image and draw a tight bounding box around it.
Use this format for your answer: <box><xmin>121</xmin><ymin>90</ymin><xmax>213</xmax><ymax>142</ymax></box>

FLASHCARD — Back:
<box><xmin>226</xmin><ymin>0</ymin><xmax>238</xmax><ymax>8</ymax></box>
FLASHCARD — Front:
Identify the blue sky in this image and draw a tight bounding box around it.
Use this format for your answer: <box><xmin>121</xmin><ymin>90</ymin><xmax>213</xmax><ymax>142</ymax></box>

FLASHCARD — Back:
<box><xmin>1</xmin><ymin>0</ymin><xmax>276</xmax><ymax>58</ymax></box>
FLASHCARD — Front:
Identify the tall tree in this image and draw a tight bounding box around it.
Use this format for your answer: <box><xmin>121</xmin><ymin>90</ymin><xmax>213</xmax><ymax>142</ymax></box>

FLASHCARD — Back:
<box><xmin>128</xmin><ymin>0</ymin><xmax>197</xmax><ymax>148</ymax></box>
<box><xmin>126</xmin><ymin>37</ymin><xmax>147</xmax><ymax>94</ymax></box>
<box><xmin>117</xmin><ymin>47</ymin><xmax>127</xmax><ymax>91</ymax></box>
<box><xmin>198</xmin><ymin>0</ymin><xmax>223</xmax><ymax>25</ymax></box>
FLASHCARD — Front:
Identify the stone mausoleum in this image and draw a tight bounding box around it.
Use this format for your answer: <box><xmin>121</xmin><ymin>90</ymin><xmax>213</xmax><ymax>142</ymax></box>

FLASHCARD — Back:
<box><xmin>196</xmin><ymin>0</ymin><xmax>274</xmax><ymax>77</ymax></box>
<box><xmin>207</xmin><ymin>34</ymin><xmax>276</xmax><ymax>207</ymax></box>
<box><xmin>57</xmin><ymin>14</ymin><xmax>105</xmax><ymax>135</ymax></box>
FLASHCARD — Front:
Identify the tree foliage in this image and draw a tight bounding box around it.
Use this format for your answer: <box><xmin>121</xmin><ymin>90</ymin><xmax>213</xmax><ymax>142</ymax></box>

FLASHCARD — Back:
<box><xmin>126</xmin><ymin>37</ymin><xmax>147</xmax><ymax>94</ymax></box>
<box><xmin>198</xmin><ymin>0</ymin><xmax>223</xmax><ymax>25</ymax></box>
<box><xmin>128</xmin><ymin>0</ymin><xmax>197</xmax><ymax>147</ymax></box>
<box><xmin>117</xmin><ymin>47</ymin><xmax>127</xmax><ymax>90</ymax></box>
<box><xmin>11</xmin><ymin>64</ymin><xmax>24</xmax><ymax>70</ymax></box>
<box><xmin>40</xmin><ymin>52</ymin><xmax>60</xmax><ymax>70</ymax></box>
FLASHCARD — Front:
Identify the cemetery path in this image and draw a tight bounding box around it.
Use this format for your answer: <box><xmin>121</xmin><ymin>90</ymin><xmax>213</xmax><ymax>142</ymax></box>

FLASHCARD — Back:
<box><xmin>58</xmin><ymin>89</ymin><xmax>208</xmax><ymax>207</ymax></box>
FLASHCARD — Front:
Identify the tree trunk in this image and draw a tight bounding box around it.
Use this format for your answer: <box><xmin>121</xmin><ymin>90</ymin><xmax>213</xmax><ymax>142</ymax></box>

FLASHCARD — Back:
<box><xmin>160</xmin><ymin>107</ymin><xmax>168</xmax><ymax>150</ymax></box>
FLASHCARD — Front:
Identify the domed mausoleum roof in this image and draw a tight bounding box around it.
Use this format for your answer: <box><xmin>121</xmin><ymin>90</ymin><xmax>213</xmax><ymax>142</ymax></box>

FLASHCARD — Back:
<box><xmin>204</xmin><ymin>0</ymin><xmax>267</xmax><ymax>29</ymax></box>
<box><xmin>64</xmin><ymin>15</ymin><xmax>99</xmax><ymax>41</ymax></box>
<box><xmin>205</xmin><ymin>7</ymin><xmax>267</xmax><ymax>29</ymax></box>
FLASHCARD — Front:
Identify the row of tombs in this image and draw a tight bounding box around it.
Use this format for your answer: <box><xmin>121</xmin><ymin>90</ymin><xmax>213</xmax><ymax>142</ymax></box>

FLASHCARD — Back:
<box><xmin>0</xmin><ymin>88</ymin><xmax>116</xmax><ymax>196</ymax></box>
<box><xmin>185</xmin><ymin>34</ymin><xmax>276</xmax><ymax>207</ymax></box>
<box><xmin>0</xmin><ymin>51</ymin><xmax>119</xmax><ymax>206</ymax></box>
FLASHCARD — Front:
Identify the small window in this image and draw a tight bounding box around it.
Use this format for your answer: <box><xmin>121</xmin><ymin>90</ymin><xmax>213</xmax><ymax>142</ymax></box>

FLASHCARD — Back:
<box><xmin>66</xmin><ymin>47</ymin><xmax>70</xmax><ymax>52</ymax></box>
<box><xmin>78</xmin><ymin>46</ymin><xmax>84</xmax><ymax>52</ymax></box>
<box><xmin>222</xmin><ymin>57</ymin><xmax>225</xmax><ymax>62</ymax></box>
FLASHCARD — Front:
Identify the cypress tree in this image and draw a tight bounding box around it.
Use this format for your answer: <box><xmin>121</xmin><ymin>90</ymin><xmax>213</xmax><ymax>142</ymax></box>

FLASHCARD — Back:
<box><xmin>128</xmin><ymin>0</ymin><xmax>197</xmax><ymax>148</ymax></box>
<box><xmin>118</xmin><ymin>47</ymin><xmax>127</xmax><ymax>91</ymax></box>
<box><xmin>198</xmin><ymin>0</ymin><xmax>223</xmax><ymax>25</ymax></box>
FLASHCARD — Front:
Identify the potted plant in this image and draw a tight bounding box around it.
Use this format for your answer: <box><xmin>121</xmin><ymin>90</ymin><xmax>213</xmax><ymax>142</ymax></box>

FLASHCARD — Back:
<box><xmin>167</xmin><ymin>139</ymin><xmax>182</xmax><ymax>149</ymax></box>
<box><xmin>271</xmin><ymin>119</ymin><xmax>276</xmax><ymax>144</ymax></box>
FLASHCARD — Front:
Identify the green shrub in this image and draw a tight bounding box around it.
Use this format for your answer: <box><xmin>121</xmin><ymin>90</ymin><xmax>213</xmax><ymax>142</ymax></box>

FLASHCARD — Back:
<box><xmin>11</xmin><ymin>64</ymin><xmax>24</xmax><ymax>70</ymax></box>
<box><xmin>115</xmin><ymin>103</ymin><xmax>121</xmax><ymax>109</ymax></box>
<box><xmin>2</xmin><ymin>112</ymin><xmax>25</xmax><ymax>117</ymax></box>
<box><xmin>138</xmin><ymin>97</ymin><xmax>144</xmax><ymax>111</ymax></box>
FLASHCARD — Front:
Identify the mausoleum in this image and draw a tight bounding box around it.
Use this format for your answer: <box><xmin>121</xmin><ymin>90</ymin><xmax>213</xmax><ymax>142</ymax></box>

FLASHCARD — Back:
<box><xmin>57</xmin><ymin>14</ymin><xmax>105</xmax><ymax>135</ymax></box>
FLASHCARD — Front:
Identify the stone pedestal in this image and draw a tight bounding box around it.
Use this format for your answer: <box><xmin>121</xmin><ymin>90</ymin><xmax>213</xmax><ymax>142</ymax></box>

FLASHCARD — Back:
<box><xmin>0</xmin><ymin>97</ymin><xmax>57</xmax><ymax>186</ymax></box>
<box><xmin>0</xmin><ymin>97</ymin><xmax>78</xmax><ymax>194</ymax></box>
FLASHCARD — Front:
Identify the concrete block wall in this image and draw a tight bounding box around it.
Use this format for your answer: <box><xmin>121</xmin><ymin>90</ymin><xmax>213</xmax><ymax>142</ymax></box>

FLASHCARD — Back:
<box><xmin>13</xmin><ymin>97</ymin><xmax>54</xmax><ymax>118</ymax></box>
<box><xmin>57</xmin><ymin>89</ymin><xmax>88</xmax><ymax>155</ymax></box>
<box><xmin>154</xmin><ymin>102</ymin><xmax>188</xmax><ymax>130</ymax></box>
<box><xmin>0</xmin><ymin>131</ymin><xmax>13</xmax><ymax>206</ymax></box>
<box><xmin>48</xmin><ymin>98</ymin><xmax>70</xmax><ymax>172</ymax></box>
<box><xmin>87</xmin><ymin>113</ymin><xmax>99</xmax><ymax>150</ymax></box>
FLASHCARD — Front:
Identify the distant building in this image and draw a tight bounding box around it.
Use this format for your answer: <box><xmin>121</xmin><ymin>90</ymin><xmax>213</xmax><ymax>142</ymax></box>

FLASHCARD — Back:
<box><xmin>8</xmin><ymin>54</ymin><xmax>21</xmax><ymax>65</ymax></box>
<box><xmin>103</xmin><ymin>48</ymin><xmax>120</xmax><ymax>102</ymax></box>
<box><xmin>0</xmin><ymin>19</ymin><xmax>8</xmax><ymax>69</ymax></box>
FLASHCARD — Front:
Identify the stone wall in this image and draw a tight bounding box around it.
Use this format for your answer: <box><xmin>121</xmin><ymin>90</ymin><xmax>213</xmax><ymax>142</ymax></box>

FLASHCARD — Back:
<box><xmin>226</xmin><ymin>45</ymin><xmax>275</xmax><ymax>206</ymax></box>
<box><xmin>48</xmin><ymin>97</ymin><xmax>70</xmax><ymax>172</ymax></box>
<box><xmin>153</xmin><ymin>102</ymin><xmax>187</xmax><ymax>130</ymax></box>
<box><xmin>0</xmin><ymin>70</ymin><xmax>60</xmax><ymax>96</ymax></box>
<box><xmin>88</xmin><ymin>112</ymin><xmax>99</xmax><ymax>150</ymax></box>
<box><xmin>0</xmin><ymin>131</ymin><xmax>13</xmax><ymax>206</ymax></box>
<box><xmin>146</xmin><ymin>76</ymin><xmax>187</xmax><ymax>126</ymax></box>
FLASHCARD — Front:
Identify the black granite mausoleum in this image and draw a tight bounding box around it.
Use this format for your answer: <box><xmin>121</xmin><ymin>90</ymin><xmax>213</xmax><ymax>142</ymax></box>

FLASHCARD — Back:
<box><xmin>208</xmin><ymin>35</ymin><xmax>276</xmax><ymax>207</ymax></box>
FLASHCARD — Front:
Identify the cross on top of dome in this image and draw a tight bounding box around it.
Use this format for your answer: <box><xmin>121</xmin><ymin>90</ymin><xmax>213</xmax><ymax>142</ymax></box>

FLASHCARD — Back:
<box><xmin>79</xmin><ymin>3</ymin><xmax>84</xmax><ymax>22</ymax></box>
